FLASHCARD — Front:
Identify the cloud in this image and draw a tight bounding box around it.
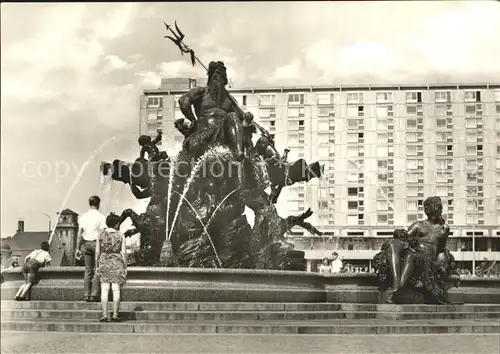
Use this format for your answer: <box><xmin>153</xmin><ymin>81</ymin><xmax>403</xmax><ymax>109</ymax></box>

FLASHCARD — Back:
<box><xmin>104</xmin><ymin>55</ymin><xmax>134</xmax><ymax>71</ymax></box>
<box><xmin>400</xmin><ymin>1</ymin><xmax>500</xmax><ymax>78</ymax></box>
<box><xmin>268</xmin><ymin>60</ymin><xmax>301</xmax><ymax>83</ymax></box>
<box><xmin>135</xmin><ymin>60</ymin><xmax>204</xmax><ymax>87</ymax></box>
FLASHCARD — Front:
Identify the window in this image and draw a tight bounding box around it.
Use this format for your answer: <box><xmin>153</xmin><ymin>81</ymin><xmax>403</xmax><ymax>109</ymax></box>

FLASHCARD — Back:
<box><xmin>494</xmin><ymin>90</ymin><xmax>500</xmax><ymax>102</ymax></box>
<box><xmin>436</xmin><ymin>119</ymin><xmax>446</xmax><ymax>128</ymax></box>
<box><xmin>465</xmin><ymin>90</ymin><xmax>481</xmax><ymax>102</ymax></box>
<box><xmin>376</xmin><ymin>105</ymin><xmax>388</xmax><ymax>117</ymax></box>
<box><xmin>407</xmin><ymin>200</ymin><xmax>418</xmax><ymax>211</ymax></box>
<box><xmin>378</xmin><ymin>160</ymin><xmax>388</xmax><ymax>169</ymax></box>
<box><xmin>147</xmin><ymin>96</ymin><xmax>163</xmax><ymax>108</ymax></box>
<box><xmin>436</xmin><ymin>159</ymin><xmax>450</xmax><ymax>170</ymax></box>
<box><xmin>376</xmin><ymin>92</ymin><xmax>392</xmax><ymax>103</ymax></box>
<box><xmin>234</xmin><ymin>95</ymin><xmax>247</xmax><ymax>106</ymax></box>
<box><xmin>407</xmin><ymin>159</ymin><xmax>422</xmax><ymax>170</ymax></box>
<box><xmin>406</xmin><ymin>214</ymin><xmax>418</xmax><ymax>224</ymax></box>
<box><xmin>435</xmin><ymin>91</ymin><xmax>451</xmax><ymax>103</ymax></box>
<box><xmin>317</xmin><ymin>93</ymin><xmax>334</xmax><ymax>105</ymax></box>
<box><xmin>377</xmin><ymin>133</ymin><xmax>388</xmax><ymax>143</ymax></box>
<box><xmin>347</xmin><ymin>172</ymin><xmax>358</xmax><ymax>182</ymax></box>
<box><xmin>347</xmin><ymin>146</ymin><xmax>359</xmax><ymax>158</ymax></box>
<box><xmin>406</xmin><ymin>92</ymin><xmax>422</xmax><ymax>103</ymax></box>
<box><xmin>437</xmin><ymin>186</ymin><xmax>448</xmax><ymax>197</ymax></box>
<box><xmin>466</xmin><ymin>213</ymin><xmax>478</xmax><ymax>224</ymax></box>
<box><xmin>436</xmin><ymin>145</ymin><xmax>447</xmax><ymax>156</ymax></box>
<box><xmin>466</xmin><ymin>132</ymin><xmax>477</xmax><ymax>143</ymax></box>
<box><xmin>377</xmin><ymin>119</ymin><xmax>388</xmax><ymax>130</ymax></box>
<box><xmin>348</xmin><ymin>161</ymin><xmax>360</xmax><ymax>171</ymax></box>
<box><xmin>318</xmin><ymin>106</ymin><xmax>335</xmax><ymax>117</ymax></box>
<box><xmin>260</xmin><ymin>94</ymin><xmax>275</xmax><ymax>106</ymax></box>
<box><xmin>406</xmin><ymin>146</ymin><xmax>418</xmax><ymax>156</ymax></box>
<box><xmin>259</xmin><ymin>108</ymin><xmax>275</xmax><ymax>118</ymax></box>
<box><xmin>436</xmin><ymin>132</ymin><xmax>447</xmax><ymax>142</ymax></box>
<box><xmin>348</xmin><ymin>201</ymin><xmax>358</xmax><ymax>210</ymax></box>
<box><xmin>497</xmin><ymin>158</ymin><xmax>500</xmax><ymax>169</ymax></box>
<box><xmin>377</xmin><ymin>200</ymin><xmax>388</xmax><ymax>211</ymax></box>
<box><xmin>465</xmin><ymin>159</ymin><xmax>478</xmax><ymax>171</ymax></box>
<box><xmin>376</xmin><ymin>146</ymin><xmax>388</xmax><ymax>157</ymax></box>
<box><xmin>377</xmin><ymin>214</ymin><xmax>388</xmax><ymax>224</ymax></box>
<box><xmin>347</xmin><ymin>105</ymin><xmax>359</xmax><ymax>117</ymax></box>
<box><xmin>288</xmin><ymin>107</ymin><xmax>305</xmax><ymax>117</ymax></box>
<box><xmin>378</xmin><ymin>186</ymin><xmax>388</xmax><ymax>197</ymax></box>
<box><xmin>288</xmin><ymin>133</ymin><xmax>299</xmax><ymax>145</ymax></box>
<box><xmin>348</xmin><ymin>187</ymin><xmax>359</xmax><ymax>196</ymax></box>
<box><xmin>347</xmin><ymin>92</ymin><xmax>363</xmax><ymax>104</ymax></box>
<box><xmin>288</xmin><ymin>120</ymin><xmax>299</xmax><ymax>130</ymax></box>
<box><xmin>347</xmin><ymin>214</ymin><xmax>359</xmax><ymax>225</ymax></box>
<box><xmin>465</xmin><ymin>104</ymin><xmax>477</xmax><ymax>115</ymax></box>
<box><xmin>318</xmin><ymin>201</ymin><xmax>329</xmax><ymax>210</ymax></box>
<box><xmin>465</xmin><ymin>118</ymin><xmax>477</xmax><ymax>129</ymax></box>
<box><xmin>406</xmin><ymin>172</ymin><xmax>418</xmax><ymax>183</ymax></box>
<box><xmin>406</xmin><ymin>105</ymin><xmax>417</xmax><ymax>114</ymax></box>
<box><xmin>288</xmin><ymin>93</ymin><xmax>304</xmax><ymax>105</ymax></box>
<box><xmin>407</xmin><ymin>119</ymin><xmax>417</xmax><ymax>129</ymax></box>
<box><xmin>318</xmin><ymin>133</ymin><xmax>329</xmax><ymax>144</ymax></box>
<box><xmin>407</xmin><ymin>186</ymin><xmax>418</xmax><ymax>197</ymax></box>
<box><xmin>435</xmin><ymin>104</ymin><xmax>452</xmax><ymax>116</ymax></box>
<box><xmin>347</xmin><ymin>133</ymin><xmax>358</xmax><ymax>143</ymax></box>
<box><xmin>318</xmin><ymin>120</ymin><xmax>329</xmax><ymax>131</ymax></box>
<box><xmin>147</xmin><ymin>111</ymin><xmax>157</xmax><ymax>121</ymax></box>
<box><xmin>318</xmin><ymin>147</ymin><xmax>329</xmax><ymax>159</ymax></box>
<box><xmin>406</xmin><ymin>132</ymin><xmax>418</xmax><ymax>142</ymax></box>
<box><xmin>466</xmin><ymin>145</ymin><xmax>477</xmax><ymax>155</ymax></box>
<box><xmin>496</xmin><ymin>118</ymin><xmax>500</xmax><ymax>130</ymax></box>
<box><xmin>347</xmin><ymin>119</ymin><xmax>359</xmax><ymax>130</ymax></box>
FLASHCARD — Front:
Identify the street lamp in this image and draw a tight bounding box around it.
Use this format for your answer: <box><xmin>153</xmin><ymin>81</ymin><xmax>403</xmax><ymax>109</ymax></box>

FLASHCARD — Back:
<box><xmin>466</xmin><ymin>187</ymin><xmax>477</xmax><ymax>275</ymax></box>
<box><xmin>41</xmin><ymin>212</ymin><xmax>52</xmax><ymax>237</ymax></box>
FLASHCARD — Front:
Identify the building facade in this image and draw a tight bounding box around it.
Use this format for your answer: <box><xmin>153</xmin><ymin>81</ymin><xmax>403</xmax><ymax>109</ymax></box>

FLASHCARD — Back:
<box><xmin>140</xmin><ymin>80</ymin><xmax>500</xmax><ymax>272</ymax></box>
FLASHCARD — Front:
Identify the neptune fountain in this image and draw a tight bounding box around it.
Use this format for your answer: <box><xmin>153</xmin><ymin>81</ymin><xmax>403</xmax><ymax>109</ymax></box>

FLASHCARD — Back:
<box><xmin>101</xmin><ymin>60</ymin><xmax>324</xmax><ymax>270</ymax></box>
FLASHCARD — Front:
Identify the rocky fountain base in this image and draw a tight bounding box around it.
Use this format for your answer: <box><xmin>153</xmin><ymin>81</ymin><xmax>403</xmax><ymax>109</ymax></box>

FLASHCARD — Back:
<box><xmin>2</xmin><ymin>267</ymin><xmax>500</xmax><ymax>303</ymax></box>
<box><xmin>2</xmin><ymin>268</ymin><xmax>500</xmax><ymax>335</ymax></box>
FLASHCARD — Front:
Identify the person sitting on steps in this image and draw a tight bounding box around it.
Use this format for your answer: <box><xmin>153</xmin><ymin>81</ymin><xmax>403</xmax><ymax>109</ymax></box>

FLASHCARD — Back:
<box><xmin>14</xmin><ymin>241</ymin><xmax>51</xmax><ymax>301</ymax></box>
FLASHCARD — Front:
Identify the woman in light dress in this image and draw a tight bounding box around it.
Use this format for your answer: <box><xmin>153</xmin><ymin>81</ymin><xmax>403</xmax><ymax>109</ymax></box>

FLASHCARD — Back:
<box><xmin>318</xmin><ymin>257</ymin><xmax>331</xmax><ymax>274</ymax></box>
<box><xmin>96</xmin><ymin>213</ymin><xmax>127</xmax><ymax>322</ymax></box>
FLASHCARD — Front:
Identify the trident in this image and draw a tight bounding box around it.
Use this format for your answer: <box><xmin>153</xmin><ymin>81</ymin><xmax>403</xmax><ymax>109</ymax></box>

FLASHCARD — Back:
<box><xmin>163</xmin><ymin>21</ymin><xmax>274</xmax><ymax>145</ymax></box>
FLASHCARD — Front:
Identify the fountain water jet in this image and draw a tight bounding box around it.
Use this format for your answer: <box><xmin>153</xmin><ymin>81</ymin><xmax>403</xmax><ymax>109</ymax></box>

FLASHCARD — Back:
<box><xmin>49</xmin><ymin>135</ymin><xmax>130</xmax><ymax>244</ymax></box>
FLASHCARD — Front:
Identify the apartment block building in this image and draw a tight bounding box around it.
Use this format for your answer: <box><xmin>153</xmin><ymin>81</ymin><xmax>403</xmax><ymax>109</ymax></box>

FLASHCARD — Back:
<box><xmin>140</xmin><ymin>79</ymin><xmax>500</xmax><ymax>271</ymax></box>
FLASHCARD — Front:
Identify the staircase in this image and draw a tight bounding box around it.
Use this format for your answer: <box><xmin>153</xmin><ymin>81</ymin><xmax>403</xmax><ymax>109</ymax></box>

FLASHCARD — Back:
<box><xmin>2</xmin><ymin>301</ymin><xmax>500</xmax><ymax>334</ymax></box>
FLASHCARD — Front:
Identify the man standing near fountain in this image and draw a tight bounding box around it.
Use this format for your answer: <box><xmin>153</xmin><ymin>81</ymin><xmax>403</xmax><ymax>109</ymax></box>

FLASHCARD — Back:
<box><xmin>75</xmin><ymin>196</ymin><xmax>106</xmax><ymax>302</ymax></box>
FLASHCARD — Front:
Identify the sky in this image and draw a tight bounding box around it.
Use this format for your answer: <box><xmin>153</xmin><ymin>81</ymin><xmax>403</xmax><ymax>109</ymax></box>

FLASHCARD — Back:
<box><xmin>2</xmin><ymin>1</ymin><xmax>500</xmax><ymax>237</ymax></box>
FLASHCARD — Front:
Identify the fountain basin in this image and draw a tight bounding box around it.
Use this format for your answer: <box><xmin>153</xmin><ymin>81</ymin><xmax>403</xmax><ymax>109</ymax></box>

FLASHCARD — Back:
<box><xmin>2</xmin><ymin>267</ymin><xmax>499</xmax><ymax>303</ymax></box>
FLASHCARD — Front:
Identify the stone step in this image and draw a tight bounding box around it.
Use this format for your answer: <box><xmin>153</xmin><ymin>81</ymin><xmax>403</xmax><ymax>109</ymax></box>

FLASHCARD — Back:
<box><xmin>0</xmin><ymin>301</ymin><xmax>341</xmax><ymax>312</ymax></box>
<box><xmin>2</xmin><ymin>309</ymin><xmax>500</xmax><ymax>321</ymax></box>
<box><xmin>2</xmin><ymin>318</ymin><xmax>499</xmax><ymax>335</ymax></box>
<box><xmin>3</xmin><ymin>301</ymin><xmax>500</xmax><ymax>313</ymax></box>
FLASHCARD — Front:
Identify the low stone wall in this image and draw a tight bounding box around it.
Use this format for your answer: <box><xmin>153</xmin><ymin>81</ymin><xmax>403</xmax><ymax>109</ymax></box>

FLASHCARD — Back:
<box><xmin>2</xmin><ymin>267</ymin><xmax>499</xmax><ymax>303</ymax></box>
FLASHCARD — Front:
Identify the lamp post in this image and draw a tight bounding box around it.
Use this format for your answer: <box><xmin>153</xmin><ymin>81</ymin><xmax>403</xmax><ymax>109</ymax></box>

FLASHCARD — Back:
<box><xmin>466</xmin><ymin>187</ymin><xmax>477</xmax><ymax>275</ymax></box>
<box><xmin>41</xmin><ymin>212</ymin><xmax>52</xmax><ymax>238</ymax></box>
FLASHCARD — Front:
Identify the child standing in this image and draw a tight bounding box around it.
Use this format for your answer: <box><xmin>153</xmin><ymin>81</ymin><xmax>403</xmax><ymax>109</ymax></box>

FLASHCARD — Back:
<box><xmin>14</xmin><ymin>241</ymin><xmax>51</xmax><ymax>300</ymax></box>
